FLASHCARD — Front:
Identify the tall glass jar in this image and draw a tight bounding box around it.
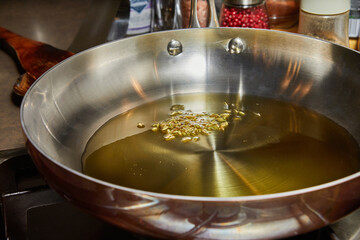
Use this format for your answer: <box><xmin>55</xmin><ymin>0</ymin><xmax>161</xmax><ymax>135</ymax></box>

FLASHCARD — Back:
<box><xmin>298</xmin><ymin>0</ymin><xmax>350</xmax><ymax>47</ymax></box>
<box><xmin>152</xmin><ymin>0</ymin><xmax>176</xmax><ymax>31</ymax></box>
<box><xmin>220</xmin><ymin>0</ymin><xmax>270</xmax><ymax>29</ymax></box>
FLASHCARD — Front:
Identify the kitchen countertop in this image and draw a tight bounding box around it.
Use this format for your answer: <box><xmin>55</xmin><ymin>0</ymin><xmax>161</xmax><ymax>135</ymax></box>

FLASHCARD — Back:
<box><xmin>0</xmin><ymin>0</ymin><xmax>92</xmax><ymax>151</ymax></box>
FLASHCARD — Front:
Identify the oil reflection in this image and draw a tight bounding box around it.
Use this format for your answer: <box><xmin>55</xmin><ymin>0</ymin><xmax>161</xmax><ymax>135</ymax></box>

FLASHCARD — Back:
<box><xmin>280</xmin><ymin>58</ymin><xmax>313</xmax><ymax>102</ymax></box>
<box><xmin>252</xmin><ymin>42</ymin><xmax>313</xmax><ymax>103</ymax></box>
<box><xmin>280</xmin><ymin>59</ymin><xmax>301</xmax><ymax>94</ymax></box>
<box><xmin>130</xmin><ymin>75</ymin><xmax>148</xmax><ymax>99</ymax></box>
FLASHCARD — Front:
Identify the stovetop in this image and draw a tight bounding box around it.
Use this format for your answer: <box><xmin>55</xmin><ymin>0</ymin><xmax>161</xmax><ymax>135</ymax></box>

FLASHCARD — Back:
<box><xmin>0</xmin><ymin>154</ymin><xmax>359</xmax><ymax>240</ymax></box>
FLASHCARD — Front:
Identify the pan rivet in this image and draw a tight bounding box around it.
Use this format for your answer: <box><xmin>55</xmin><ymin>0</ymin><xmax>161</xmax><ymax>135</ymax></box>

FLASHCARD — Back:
<box><xmin>228</xmin><ymin>37</ymin><xmax>244</xmax><ymax>54</ymax></box>
<box><xmin>167</xmin><ymin>39</ymin><xmax>182</xmax><ymax>56</ymax></box>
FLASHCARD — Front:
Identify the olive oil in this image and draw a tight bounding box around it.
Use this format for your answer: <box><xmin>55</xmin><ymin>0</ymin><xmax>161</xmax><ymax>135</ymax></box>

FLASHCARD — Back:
<box><xmin>82</xmin><ymin>93</ymin><xmax>360</xmax><ymax>197</ymax></box>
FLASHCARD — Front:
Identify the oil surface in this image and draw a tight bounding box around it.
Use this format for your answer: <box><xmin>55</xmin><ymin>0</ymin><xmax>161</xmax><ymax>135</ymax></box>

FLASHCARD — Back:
<box><xmin>82</xmin><ymin>94</ymin><xmax>360</xmax><ymax>197</ymax></box>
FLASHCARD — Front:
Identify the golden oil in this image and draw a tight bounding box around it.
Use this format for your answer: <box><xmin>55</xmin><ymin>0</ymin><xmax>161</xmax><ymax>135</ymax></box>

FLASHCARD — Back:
<box><xmin>82</xmin><ymin>93</ymin><xmax>360</xmax><ymax>197</ymax></box>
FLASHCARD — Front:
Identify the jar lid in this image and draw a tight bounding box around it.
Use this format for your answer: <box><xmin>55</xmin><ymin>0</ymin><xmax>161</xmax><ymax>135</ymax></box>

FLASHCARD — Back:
<box><xmin>301</xmin><ymin>0</ymin><xmax>350</xmax><ymax>15</ymax></box>
<box><xmin>223</xmin><ymin>0</ymin><xmax>264</xmax><ymax>6</ymax></box>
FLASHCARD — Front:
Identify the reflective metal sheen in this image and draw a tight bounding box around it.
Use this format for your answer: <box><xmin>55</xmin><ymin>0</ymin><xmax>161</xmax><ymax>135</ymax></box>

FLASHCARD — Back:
<box><xmin>21</xmin><ymin>28</ymin><xmax>360</xmax><ymax>239</ymax></box>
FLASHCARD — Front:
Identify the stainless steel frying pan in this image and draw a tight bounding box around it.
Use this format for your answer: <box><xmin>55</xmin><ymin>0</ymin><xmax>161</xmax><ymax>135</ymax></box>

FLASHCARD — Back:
<box><xmin>20</xmin><ymin>8</ymin><xmax>360</xmax><ymax>240</ymax></box>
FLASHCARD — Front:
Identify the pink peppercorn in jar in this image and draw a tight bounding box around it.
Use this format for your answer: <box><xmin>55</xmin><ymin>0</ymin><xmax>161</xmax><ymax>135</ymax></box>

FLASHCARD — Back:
<box><xmin>220</xmin><ymin>0</ymin><xmax>270</xmax><ymax>29</ymax></box>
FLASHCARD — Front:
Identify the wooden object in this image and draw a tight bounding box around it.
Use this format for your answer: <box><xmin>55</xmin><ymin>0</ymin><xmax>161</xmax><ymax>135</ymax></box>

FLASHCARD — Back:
<box><xmin>0</xmin><ymin>26</ymin><xmax>74</xmax><ymax>97</ymax></box>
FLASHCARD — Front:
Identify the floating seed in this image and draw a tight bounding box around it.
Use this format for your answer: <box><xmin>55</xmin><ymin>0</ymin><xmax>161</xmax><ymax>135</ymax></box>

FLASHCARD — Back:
<box><xmin>220</xmin><ymin>113</ymin><xmax>230</xmax><ymax>119</ymax></box>
<box><xmin>161</xmin><ymin>126</ymin><xmax>169</xmax><ymax>132</ymax></box>
<box><xmin>137</xmin><ymin>122</ymin><xmax>145</xmax><ymax>128</ymax></box>
<box><xmin>201</xmin><ymin>129</ymin><xmax>210</xmax><ymax>135</ymax></box>
<box><xmin>181</xmin><ymin>137</ymin><xmax>192</xmax><ymax>143</ymax></box>
<box><xmin>172</xmin><ymin>130</ymin><xmax>180</xmax><ymax>136</ymax></box>
<box><xmin>220</xmin><ymin>122</ymin><xmax>229</xmax><ymax>128</ymax></box>
<box><xmin>253</xmin><ymin>112</ymin><xmax>261</xmax><ymax>117</ymax></box>
<box><xmin>219</xmin><ymin>122</ymin><xmax>229</xmax><ymax>131</ymax></box>
<box><xmin>164</xmin><ymin>133</ymin><xmax>175</xmax><ymax>141</ymax></box>
<box><xmin>210</xmin><ymin>113</ymin><xmax>220</xmax><ymax>118</ymax></box>
<box><xmin>192</xmin><ymin>136</ymin><xmax>200</xmax><ymax>142</ymax></box>
<box><xmin>170</xmin><ymin>104</ymin><xmax>185</xmax><ymax>111</ymax></box>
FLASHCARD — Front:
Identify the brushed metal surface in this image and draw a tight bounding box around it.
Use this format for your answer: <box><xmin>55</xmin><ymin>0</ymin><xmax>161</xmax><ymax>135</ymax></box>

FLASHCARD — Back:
<box><xmin>21</xmin><ymin>28</ymin><xmax>360</xmax><ymax>239</ymax></box>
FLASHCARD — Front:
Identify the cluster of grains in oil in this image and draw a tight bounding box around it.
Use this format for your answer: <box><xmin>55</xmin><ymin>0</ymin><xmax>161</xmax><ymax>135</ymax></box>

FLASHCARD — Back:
<box><xmin>82</xmin><ymin>93</ymin><xmax>360</xmax><ymax>197</ymax></box>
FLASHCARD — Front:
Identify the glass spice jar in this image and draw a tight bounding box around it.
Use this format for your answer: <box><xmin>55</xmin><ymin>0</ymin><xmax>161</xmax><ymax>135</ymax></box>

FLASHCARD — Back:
<box><xmin>266</xmin><ymin>0</ymin><xmax>300</xmax><ymax>29</ymax></box>
<box><xmin>298</xmin><ymin>0</ymin><xmax>351</xmax><ymax>47</ymax></box>
<box><xmin>220</xmin><ymin>0</ymin><xmax>270</xmax><ymax>29</ymax></box>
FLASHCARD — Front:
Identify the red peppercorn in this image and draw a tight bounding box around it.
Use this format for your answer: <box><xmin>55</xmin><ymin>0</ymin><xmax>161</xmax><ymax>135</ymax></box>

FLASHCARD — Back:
<box><xmin>220</xmin><ymin>1</ymin><xmax>270</xmax><ymax>29</ymax></box>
